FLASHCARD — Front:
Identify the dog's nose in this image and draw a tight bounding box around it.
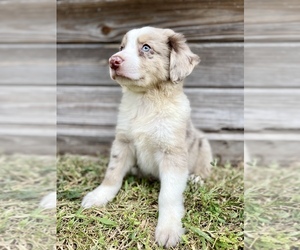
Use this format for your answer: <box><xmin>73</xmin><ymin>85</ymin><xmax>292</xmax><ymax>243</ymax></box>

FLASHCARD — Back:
<box><xmin>109</xmin><ymin>56</ymin><xmax>124</xmax><ymax>70</ymax></box>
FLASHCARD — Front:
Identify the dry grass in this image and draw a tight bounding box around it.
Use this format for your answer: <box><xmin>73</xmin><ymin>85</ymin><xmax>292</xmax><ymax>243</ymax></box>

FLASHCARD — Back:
<box><xmin>3</xmin><ymin>154</ymin><xmax>298</xmax><ymax>250</ymax></box>
<box><xmin>0</xmin><ymin>155</ymin><xmax>56</xmax><ymax>250</ymax></box>
<box><xmin>245</xmin><ymin>163</ymin><xmax>300</xmax><ymax>250</ymax></box>
<box><xmin>57</xmin><ymin>155</ymin><xmax>244</xmax><ymax>250</ymax></box>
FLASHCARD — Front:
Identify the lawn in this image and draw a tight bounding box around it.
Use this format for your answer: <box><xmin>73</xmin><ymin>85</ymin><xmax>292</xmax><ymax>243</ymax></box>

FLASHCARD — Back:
<box><xmin>2</xmin><ymin>154</ymin><xmax>298</xmax><ymax>250</ymax></box>
<box><xmin>57</xmin><ymin>155</ymin><xmax>244</xmax><ymax>250</ymax></box>
<box><xmin>244</xmin><ymin>163</ymin><xmax>300</xmax><ymax>250</ymax></box>
<box><xmin>0</xmin><ymin>155</ymin><xmax>56</xmax><ymax>250</ymax></box>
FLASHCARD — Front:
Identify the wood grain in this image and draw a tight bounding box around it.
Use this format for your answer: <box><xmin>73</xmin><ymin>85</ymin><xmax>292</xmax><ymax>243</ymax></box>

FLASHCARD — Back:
<box><xmin>57</xmin><ymin>129</ymin><xmax>300</xmax><ymax>165</ymax></box>
<box><xmin>0</xmin><ymin>1</ymin><xmax>56</xmax><ymax>43</ymax></box>
<box><xmin>57</xmin><ymin>130</ymin><xmax>244</xmax><ymax>165</ymax></box>
<box><xmin>57</xmin><ymin>0</ymin><xmax>244</xmax><ymax>43</ymax></box>
<box><xmin>245</xmin><ymin>43</ymin><xmax>300</xmax><ymax>88</ymax></box>
<box><xmin>57</xmin><ymin>43</ymin><xmax>244</xmax><ymax>88</ymax></box>
<box><xmin>0</xmin><ymin>86</ymin><xmax>56</xmax><ymax>125</ymax></box>
<box><xmin>245</xmin><ymin>0</ymin><xmax>300</xmax><ymax>41</ymax></box>
<box><xmin>245</xmin><ymin>88</ymin><xmax>300</xmax><ymax>131</ymax></box>
<box><xmin>246</xmin><ymin>135</ymin><xmax>300</xmax><ymax>165</ymax></box>
<box><xmin>57</xmin><ymin>85</ymin><xmax>300</xmax><ymax>132</ymax></box>
<box><xmin>0</xmin><ymin>45</ymin><xmax>56</xmax><ymax>85</ymax></box>
<box><xmin>0</xmin><ymin>135</ymin><xmax>56</xmax><ymax>155</ymax></box>
<box><xmin>57</xmin><ymin>86</ymin><xmax>244</xmax><ymax>131</ymax></box>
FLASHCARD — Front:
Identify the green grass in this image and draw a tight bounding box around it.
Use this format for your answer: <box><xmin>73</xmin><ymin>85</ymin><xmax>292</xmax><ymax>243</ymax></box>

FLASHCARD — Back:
<box><xmin>245</xmin><ymin>163</ymin><xmax>300</xmax><ymax>250</ymax></box>
<box><xmin>0</xmin><ymin>155</ymin><xmax>56</xmax><ymax>250</ymax></box>
<box><xmin>57</xmin><ymin>155</ymin><xmax>244</xmax><ymax>250</ymax></box>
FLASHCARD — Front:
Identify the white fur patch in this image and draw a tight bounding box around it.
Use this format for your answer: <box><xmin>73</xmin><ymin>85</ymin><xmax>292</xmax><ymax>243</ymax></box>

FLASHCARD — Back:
<box><xmin>109</xmin><ymin>29</ymin><xmax>142</xmax><ymax>81</ymax></box>
<box><xmin>155</xmin><ymin>169</ymin><xmax>188</xmax><ymax>247</ymax></box>
<box><xmin>82</xmin><ymin>185</ymin><xmax>121</xmax><ymax>208</ymax></box>
<box><xmin>39</xmin><ymin>191</ymin><xmax>56</xmax><ymax>209</ymax></box>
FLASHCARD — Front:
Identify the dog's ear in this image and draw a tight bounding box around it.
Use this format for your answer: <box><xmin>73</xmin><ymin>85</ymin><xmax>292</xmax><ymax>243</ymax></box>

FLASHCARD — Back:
<box><xmin>165</xmin><ymin>30</ymin><xmax>200</xmax><ymax>84</ymax></box>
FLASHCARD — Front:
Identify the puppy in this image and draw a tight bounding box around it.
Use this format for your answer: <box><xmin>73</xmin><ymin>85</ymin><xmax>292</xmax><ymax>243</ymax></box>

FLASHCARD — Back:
<box><xmin>82</xmin><ymin>27</ymin><xmax>212</xmax><ymax>248</ymax></box>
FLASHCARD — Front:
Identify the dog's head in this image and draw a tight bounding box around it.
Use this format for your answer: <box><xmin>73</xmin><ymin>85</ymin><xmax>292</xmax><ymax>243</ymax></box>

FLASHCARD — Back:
<box><xmin>109</xmin><ymin>27</ymin><xmax>200</xmax><ymax>89</ymax></box>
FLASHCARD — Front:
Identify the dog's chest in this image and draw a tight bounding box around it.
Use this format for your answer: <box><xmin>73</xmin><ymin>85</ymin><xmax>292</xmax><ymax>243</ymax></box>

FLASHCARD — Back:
<box><xmin>116</xmin><ymin>91</ymin><xmax>189</xmax><ymax>176</ymax></box>
<box><xmin>118</xmin><ymin>92</ymin><xmax>185</xmax><ymax>146</ymax></box>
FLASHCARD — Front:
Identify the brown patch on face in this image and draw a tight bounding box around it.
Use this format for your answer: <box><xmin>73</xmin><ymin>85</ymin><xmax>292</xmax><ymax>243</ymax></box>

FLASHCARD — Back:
<box><xmin>139</xmin><ymin>49</ymin><xmax>154</xmax><ymax>59</ymax></box>
<box><xmin>137</xmin><ymin>34</ymin><xmax>155</xmax><ymax>59</ymax></box>
<box><xmin>168</xmin><ymin>33</ymin><xmax>186</xmax><ymax>53</ymax></box>
<box><xmin>137</xmin><ymin>34</ymin><xmax>153</xmax><ymax>45</ymax></box>
<box><xmin>165</xmin><ymin>31</ymin><xmax>200</xmax><ymax>83</ymax></box>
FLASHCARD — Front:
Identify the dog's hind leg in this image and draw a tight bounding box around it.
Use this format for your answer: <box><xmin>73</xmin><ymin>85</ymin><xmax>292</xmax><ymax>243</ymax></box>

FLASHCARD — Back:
<box><xmin>192</xmin><ymin>137</ymin><xmax>212</xmax><ymax>179</ymax></box>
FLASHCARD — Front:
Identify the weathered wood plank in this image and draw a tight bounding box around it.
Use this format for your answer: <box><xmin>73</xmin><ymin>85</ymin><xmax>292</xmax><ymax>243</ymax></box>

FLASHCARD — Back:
<box><xmin>3</xmin><ymin>86</ymin><xmax>298</xmax><ymax>133</ymax></box>
<box><xmin>245</xmin><ymin>89</ymin><xmax>300</xmax><ymax>131</ymax></box>
<box><xmin>245</xmin><ymin>0</ymin><xmax>300</xmax><ymax>42</ymax></box>
<box><xmin>245</xmin><ymin>43</ymin><xmax>300</xmax><ymax>88</ymax></box>
<box><xmin>245</xmin><ymin>133</ymin><xmax>300</xmax><ymax>165</ymax></box>
<box><xmin>58</xmin><ymin>86</ymin><xmax>244</xmax><ymax>131</ymax></box>
<box><xmin>0</xmin><ymin>135</ymin><xmax>56</xmax><ymax>155</ymax></box>
<box><xmin>57</xmin><ymin>0</ymin><xmax>244</xmax><ymax>43</ymax></box>
<box><xmin>58</xmin><ymin>86</ymin><xmax>300</xmax><ymax>132</ymax></box>
<box><xmin>58</xmin><ymin>43</ymin><xmax>244</xmax><ymax>88</ymax></box>
<box><xmin>0</xmin><ymin>45</ymin><xmax>56</xmax><ymax>85</ymax></box>
<box><xmin>57</xmin><ymin>129</ymin><xmax>244</xmax><ymax>165</ymax></box>
<box><xmin>0</xmin><ymin>1</ymin><xmax>56</xmax><ymax>43</ymax></box>
<box><xmin>57</xmin><ymin>129</ymin><xmax>300</xmax><ymax>165</ymax></box>
<box><xmin>0</xmin><ymin>86</ymin><xmax>56</xmax><ymax>125</ymax></box>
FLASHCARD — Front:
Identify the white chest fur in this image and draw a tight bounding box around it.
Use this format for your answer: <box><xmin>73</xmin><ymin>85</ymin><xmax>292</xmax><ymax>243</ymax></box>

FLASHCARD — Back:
<box><xmin>116</xmin><ymin>88</ymin><xmax>191</xmax><ymax>177</ymax></box>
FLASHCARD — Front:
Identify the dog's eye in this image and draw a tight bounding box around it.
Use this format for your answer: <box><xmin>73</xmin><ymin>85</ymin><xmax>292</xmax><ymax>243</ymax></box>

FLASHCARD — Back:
<box><xmin>119</xmin><ymin>46</ymin><xmax>124</xmax><ymax>51</ymax></box>
<box><xmin>142</xmin><ymin>44</ymin><xmax>151</xmax><ymax>52</ymax></box>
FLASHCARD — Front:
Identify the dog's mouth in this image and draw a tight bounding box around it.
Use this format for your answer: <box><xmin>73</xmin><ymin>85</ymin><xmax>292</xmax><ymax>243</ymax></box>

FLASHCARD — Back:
<box><xmin>111</xmin><ymin>70</ymin><xmax>143</xmax><ymax>82</ymax></box>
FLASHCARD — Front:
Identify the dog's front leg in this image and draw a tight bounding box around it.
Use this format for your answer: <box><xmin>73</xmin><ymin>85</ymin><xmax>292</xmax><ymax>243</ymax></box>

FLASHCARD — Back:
<box><xmin>81</xmin><ymin>137</ymin><xmax>134</xmax><ymax>208</ymax></box>
<box><xmin>155</xmin><ymin>152</ymin><xmax>188</xmax><ymax>248</ymax></box>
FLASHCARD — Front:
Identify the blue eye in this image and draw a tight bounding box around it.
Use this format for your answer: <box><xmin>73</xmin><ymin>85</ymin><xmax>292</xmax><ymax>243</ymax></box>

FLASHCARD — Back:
<box><xmin>142</xmin><ymin>44</ymin><xmax>151</xmax><ymax>52</ymax></box>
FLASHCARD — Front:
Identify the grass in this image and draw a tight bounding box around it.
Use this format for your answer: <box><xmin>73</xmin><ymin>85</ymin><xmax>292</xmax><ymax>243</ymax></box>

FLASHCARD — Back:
<box><xmin>3</xmin><ymin>153</ymin><xmax>298</xmax><ymax>249</ymax></box>
<box><xmin>244</xmin><ymin>163</ymin><xmax>300</xmax><ymax>250</ymax></box>
<box><xmin>57</xmin><ymin>155</ymin><xmax>244</xmax><ymax>250</ymax></box>
<box><xmin>0</xmin><ymin>155</ymin><xmax>56</xmax><ymax>250</ymax></box>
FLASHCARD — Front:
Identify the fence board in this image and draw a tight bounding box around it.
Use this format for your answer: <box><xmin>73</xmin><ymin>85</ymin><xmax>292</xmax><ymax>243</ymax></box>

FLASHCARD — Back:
<box><xmin>58</xmin><ymin>86</ymin><xmax>244</xmax><ymax>131</ymax></box>
<box><xmin>245</xmin><ymin>88</ymin><xmax>300</xmax><ymax>131</ymax></box>
<box><xmin>245</xmin><ymin>43</ymin><xmax>300</xmax><ymax>88</ymax></box>
<box><xmin>57</xmin><ymin>0</ymin><xmax>244</xmax><ymax>43</ymax></box>
<box><xmin>0</xmin><ymin>86</ymin><xmax>56</xmax><ymax>126</ymax></box>
<box><xmin>0</xmin><ymin>135</ymin><xmax>56</xmax><ymax>155</ymax></box>
<box><xmin>57</xmin><ymin>129</ymin><xmax>244</xmax><ymax>164</ymax></box>
<box><xmin>58</xmin><ymin>43</ymin><xmax>244</xmax><ymax>88</ymax></box>
<box><xmin>0</xmin><ymin>1</ymin><xmax>56</xmax><ymax>43</ymax></box>
<box><xmin>0</xmin><ymin>45</ymin><xmax>56</xmax><ymax>85</ymax></box>
<box><xmin>245</xmin><ymin>0</ymin><xmax>300</xmax><ymax>42</ymax></box>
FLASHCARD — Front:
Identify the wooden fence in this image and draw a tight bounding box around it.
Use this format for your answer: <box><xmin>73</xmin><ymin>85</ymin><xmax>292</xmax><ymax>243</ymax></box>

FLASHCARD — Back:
<box><xmin>1</xmin><ymin>0</ymin><xmax>299</xmax><ymax>164</ymax></box>
<box><xmin>57</xmin><ymin>0</ymin><xmax>244</xmax><ymax>164</ymax></box>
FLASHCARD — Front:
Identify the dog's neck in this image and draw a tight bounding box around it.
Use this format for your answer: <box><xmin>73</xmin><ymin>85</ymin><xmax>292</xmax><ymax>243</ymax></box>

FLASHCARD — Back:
<box><xmin>121</xmin><ymin>80</ymin><xmax>184</xmax><ymax>95</ymax></box>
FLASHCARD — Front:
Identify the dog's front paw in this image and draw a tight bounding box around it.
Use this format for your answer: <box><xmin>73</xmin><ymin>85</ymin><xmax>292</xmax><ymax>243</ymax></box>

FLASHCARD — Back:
<box><xmin>39</xmin><ymin>192</ymin><xmax>56</xmax><ymax>209</ymax></box>
<box><xmin>155</xmin><ymin>224</ymin><xmax>185</xmax><ymax>248</ymax></box>
<box><xmin>81</xmin><ymin>191</ymin><xmax>108</xmax><ymax>208</ymax></box>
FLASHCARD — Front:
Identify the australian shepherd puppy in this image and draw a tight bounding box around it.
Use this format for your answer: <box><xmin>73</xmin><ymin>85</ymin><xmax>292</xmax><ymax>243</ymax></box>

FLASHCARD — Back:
<box><xmin>82</xmin><ymin>27</ymin><xmax>212</xmax><ymax>248</ymax></box>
